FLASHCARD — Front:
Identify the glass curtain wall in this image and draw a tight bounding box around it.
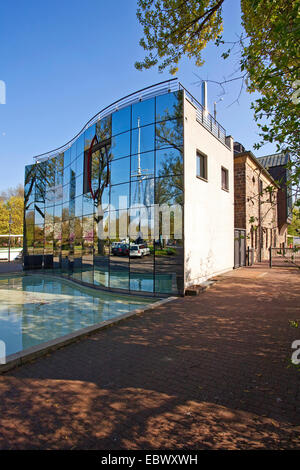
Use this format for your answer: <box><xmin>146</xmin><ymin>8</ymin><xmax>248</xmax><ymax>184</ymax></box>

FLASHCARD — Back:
<box><xmin>24</xmin><ymin>90</ymin><xmax>184</xmax><ymax>294</ymax></box>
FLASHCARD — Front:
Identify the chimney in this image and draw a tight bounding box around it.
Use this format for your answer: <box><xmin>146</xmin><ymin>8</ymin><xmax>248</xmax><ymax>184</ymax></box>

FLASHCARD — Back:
<box><xmin>234</xmin><ymin>142</ymin><xmax>245</xmax><ymax>154</ymax></box>
<box><xmin>201</xmin><ymin>81</ymin><xmax>207</xmax><ymax>111</ymax></box>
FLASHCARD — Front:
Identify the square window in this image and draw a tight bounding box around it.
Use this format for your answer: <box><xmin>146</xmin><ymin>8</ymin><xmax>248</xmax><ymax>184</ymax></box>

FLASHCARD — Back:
<box><xmin>221</xmin><ymin>166</ymin><xmax>229</xmax><ymax>191</ymax></box>
<box><xmin>196</xmin><ymin>151</ymin><xmax>207</xmax><ymax>181</ymax></box>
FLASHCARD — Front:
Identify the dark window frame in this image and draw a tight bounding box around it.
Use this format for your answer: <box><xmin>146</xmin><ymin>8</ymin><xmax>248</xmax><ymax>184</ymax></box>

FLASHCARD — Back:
<box><xmin>221</xmin><ymin>166</ymin><xmax>229</xmax><ymax>191</ymax></box>
<box><xmin>196</xmin><ymin>150</ymin><xmax>208</xmax><ymax>182</ymax></box>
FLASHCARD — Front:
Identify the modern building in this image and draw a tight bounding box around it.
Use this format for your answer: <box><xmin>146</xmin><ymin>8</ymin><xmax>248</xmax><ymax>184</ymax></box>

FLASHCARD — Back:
<box><xmin>234</xmin><ymin>145</ymin><xmax>291</xmax><ymax>264</ymax></box>
<box><xmin>23</xmin><ymin>79</ymin><xmax>234</xmax><ymax>296</ymax></box>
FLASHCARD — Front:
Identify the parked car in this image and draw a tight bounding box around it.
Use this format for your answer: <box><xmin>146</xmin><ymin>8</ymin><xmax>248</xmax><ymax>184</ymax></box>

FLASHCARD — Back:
<box><xmin>120</xmin><ymin>244</ymin><xmax>129</xmax><ymax>256</ymax></box>
<box><xmin>112</xmin><ymin>243</ymin><xmax>129</xmax><ymax>256</ymax></box>
<box><xmin>129</xmin><ymin>244</ymin><xmax>150</xmax><ymax>257</ymax></box>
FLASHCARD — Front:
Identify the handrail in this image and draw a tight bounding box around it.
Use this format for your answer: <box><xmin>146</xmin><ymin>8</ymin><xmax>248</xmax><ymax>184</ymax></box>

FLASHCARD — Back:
<box><xmin>179</xmin><ymin>83</ymin><xmax>226</xmax><ymax>145</ymax></box>
<box><xmin>33</xmin><ymin>78</ymin><xmax>178</xmax><ymax>162</ymax></box>
<box><xmin>33</xmin><ymin>78</ymin><xmax>229</xmax><ymax>162</ymax></box>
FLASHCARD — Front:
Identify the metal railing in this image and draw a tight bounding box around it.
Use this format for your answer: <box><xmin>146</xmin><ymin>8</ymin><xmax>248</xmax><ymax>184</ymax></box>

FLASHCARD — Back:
<box><xmin>269</xmin><ymin>246</ymin><xmax>300</xmax><ymax>268</ymax></box>
<box><xmin>33</xmin><ymin>78</ymin><xmax>229</xmax><ymax>163</ymax></box>
<box><xmin>178</xmin><ymin>84</ymin><xmax>227</xmax><ymax>146</ymax></box>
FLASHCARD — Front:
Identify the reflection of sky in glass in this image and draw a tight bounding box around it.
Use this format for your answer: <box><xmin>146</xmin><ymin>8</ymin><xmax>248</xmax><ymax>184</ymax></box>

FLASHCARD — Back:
<box><xmin>132</xmin><ymin>98</ymin><xmax>155</xmax><ymax>129</ymax></box>
<box><xmin>131</xmin><ymin>178</ymin><xmax>154</xmax><ymax>207</ymax></box>
<box><xmin>156</xmin><ymin>91</ymin><xmax>181</xmax><ymax>121</ymax></box>
<box><xmin>131</xmin><ymin>151</ymin><xmax>154</xmax><ymax>179</ymax></box>
<box><xmin>110</xmin><ymin>183</ymin><xmax>129</xmax><ymax>210</ymax></box>
<box><xmin>111</xmin><ymin>132</ymin><xmax>131</xmax><ymax>159</ymax></box>
<box><xmin>110</xmin><ymin>157</ymin><xmax>130</xmax><ymax>185</ymax></box>
<box><xmin>84</xmin><ymin>124</ymin><xmax>96</xmax><ymax>150</ymax></box>
<box><xmin>132</xmin><ymin>124</ymin><xmax>155</xmax><ymax>155</ymax></box>
<box><xmin>112</xmin><ymin>106</ymin><xmax>131</xmax><ymax>136</ymax></box>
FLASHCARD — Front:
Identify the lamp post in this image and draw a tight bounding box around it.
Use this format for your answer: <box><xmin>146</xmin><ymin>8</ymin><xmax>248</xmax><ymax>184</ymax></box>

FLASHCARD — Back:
<box><xmin>8</xmin><ymin>211</ymin><xmax>12</xmax><ymax>263</ymax></box>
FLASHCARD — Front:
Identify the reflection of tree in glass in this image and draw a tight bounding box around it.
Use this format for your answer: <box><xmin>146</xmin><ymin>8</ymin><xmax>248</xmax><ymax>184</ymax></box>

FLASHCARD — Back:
<box><xmin>91</xmin><ymin>117</ymin><xmax>112</xmax><ymax>257</ymax></box>
<box><xmin>156</xmin><ymin>91</ymin><xmax>183</xmax><ymax>152</ymax></box>
<box><xmin>155</xmin><ymin>92</ymin><xmax>183</xmax><ymax>207</ymax></box>
<box><xmin>156</xmin><ymin>156</ymin><xmax>183</xmax><ymax>206</ymax></box>
<box><xmin>23</xmin><ymin>155</ymin><xmax>60</xmax><ymax>255</ymax></box>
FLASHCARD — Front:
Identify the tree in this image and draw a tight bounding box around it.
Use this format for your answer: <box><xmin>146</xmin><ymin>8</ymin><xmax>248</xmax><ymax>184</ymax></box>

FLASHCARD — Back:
<box><xmin>135</xmin><ymin>0</ymin><xmax>225</xmax><ymax>74</ymax></box>
<box><xmin>288</xmin><ymin>204</ymin><xmax>300</xmax><ymax>237</ymax></box>
<box><xmin>0</xmin><ymin>193</ymin><xmax>24</xmax><ymax>247</ymax></box>
<box><xmin>135</xmin><ymin>0</ymin><xmax>300</xmax><ymax>190</ymax></box>
<box><xmin>241</xmin><ymin>0</ymin><xmax>300</xmax><ymax>192</ymax></box>
<box><xmin>0</xmin><ymin>201</ymin><xmax>9</xmax><ymax>234</ymax></box>
<box><xmin>0</xmin><ymin>184</ymin><xmax>24</xmax><ymax>202</ymax></box>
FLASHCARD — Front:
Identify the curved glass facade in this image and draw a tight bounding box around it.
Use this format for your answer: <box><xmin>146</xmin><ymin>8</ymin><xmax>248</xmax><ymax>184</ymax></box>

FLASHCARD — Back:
<box><xmin>24</xmin><ymin>90</ymin><xmax>184</xmax><ymax>295</ymax></box>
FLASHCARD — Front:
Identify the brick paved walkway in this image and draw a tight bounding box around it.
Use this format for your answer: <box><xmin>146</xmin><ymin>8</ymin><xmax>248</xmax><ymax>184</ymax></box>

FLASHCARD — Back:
<box><xmin>0</xmin><ymin>263</ymin><xmax>299</xmax><ymax>449</ymax></box>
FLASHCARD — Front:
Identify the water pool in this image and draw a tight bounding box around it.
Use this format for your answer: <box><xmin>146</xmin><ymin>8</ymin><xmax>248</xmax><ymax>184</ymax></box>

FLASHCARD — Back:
<box><xmin>0</xmin><ymin>274</ymin><xmax>157</xmax><ymax>357</ymax></box>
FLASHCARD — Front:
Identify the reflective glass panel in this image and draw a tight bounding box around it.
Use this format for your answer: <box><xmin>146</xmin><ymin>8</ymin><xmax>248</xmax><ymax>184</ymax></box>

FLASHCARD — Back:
<box><xmin>74</xmin><ymin>216</ymin><xmax>83</xmax><ymax>239</ymax></box>
<box><xmin>156</xmin><ymin>119</ymin><xmax>183</xmax><ymax>151</ymax></box>
<box><xmin>91</xmin><ymin>147</ymin><xmax>110</xmax><ymax>197</ymax></box>
<box><xmin>155</xmin><ymin>175</ymin><xmax>183</xmax><ymax>206</ymax></box>
<box><xmin>63</xmin><ymin>167</ymin><xmax>70</xmax><ymax>186</ymax></box>
<box><xmin>25</xmin><ymin>209</ymin><xmax>35</xmax><ymax>225</ymax></box>
<box><xmin>64</xmin><ymin>149</ymin><xmax>71</xmax><ymax>169</ymax></box>
<box><xmin>111</xmin><ymin>132</ymin><xmax>131</xmax><ymax>160</ymax></box>
<box><xmin>156</xmin><ymin>91</ymin><xmax>183</xmax><ymax>122</ymax></box>
<box><xmin>56</xmin><ymin>154</ymin><xmax>64</xmax><ymax>185</ymax></box>
<box><xmin>75</xmin><ymin>174</ymin><xmax>83</xmax><ymax>198</ymax></box>
<box><xmin>34</xmin><ymin>204</ymin><xmax>45</xmax><ymax>225</ymax></box>
<box><xmin>63</xmin><ymin>184</ymin><xmax>69</xmax><ymax>203</ymax></box>
<box><xmin>156</xmin><ymin>148</ymin><xmax>183</xmax><ymax>177</ymax></box>
<box><xmin>84</xmin><ymin>124</ymin><xmax>96</xmax><ymax>151</ymax></box>
<box><xmin>54</xmin><ymin>204</ymin><xmax>62</xmax><ymax>223</ymax></box>
<box><xmin>46</xmin><ymin>159</ymin><xmax>56</xmax><ymax>188</ymax></box>
<box><xmin>70</xmin><ymin>170</ymin><xmax>76</xmax><ymax>200</ymax></box>
<box><xmin>82</xmin><ymin>193</ymin><xmax>94</xmax><ymax>216</ymax></box>
<box><xmin>76</xmin><ymin>153</ymin><xmax>84</xmax><ymax>176</ymax></box>
<box><xmin>131</xmin><ymin>151</ymin><xmax>154</xmax><ymax>181</ymax></box>
<box><xmin>132</xmin><ymin>98</ymin><xmax>155</xmax><ymax>129</ymax></box>
<box><xmin>129</xmin><ymin>206</ymin><xmax>155</xmax><ymax>241</ymax></box>
<box><xmin>62</xmin><ymin>203</ymin><xmax>69</xmax><ymax>221</ymax></box>
<box><xmin>110</xmin><ymin>157</ymin><xmax>130</xmax><ymax>185</ymax></box>
<box><xmin>132</xmin><ymin>124</ymin><xmax>155</xmax><ymax>155</ymax></box>
<box><xmin>94</xmin><ymin>186</ymin><xmax>109</xmax><ymax>214</ymax></box>
<box><xmin>110</xmin><ymin>183</ymin><xmax>129</xmax><ymax>211</ymax></box>
<box><xmin>96</xmin><ymin>115</ymin><xmax>112</xmax><ymax>141</ymax></box>
<box><xmin>131</xmin><ymin>178</ymin><xmax>154</xmax><ymax>207</ymax></box>
<box><xmin>76</xmin><ymin>134</ymin><xmax>84</xmax><ymax>156</ymax></box>
<box><xmin>112</xmin><ymin>106</ymin><xmax>131</xmax><ymax>136</ymax></box>
<box><xmin>82</xmin><ymin>215</ymin><xmax>94</xmax><ymax>240</ymax></box>
<box><xmin>75</xmin><ymin>196</ymin><xmax>82</xmax><ymax>217</ymax></box>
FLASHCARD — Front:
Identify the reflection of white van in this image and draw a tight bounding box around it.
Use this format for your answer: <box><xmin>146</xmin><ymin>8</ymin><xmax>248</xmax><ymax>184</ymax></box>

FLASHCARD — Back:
<box><xmin>129</xmin><ymin>244</ymin><xmax>150</xmax><ymax>257</ymax></box>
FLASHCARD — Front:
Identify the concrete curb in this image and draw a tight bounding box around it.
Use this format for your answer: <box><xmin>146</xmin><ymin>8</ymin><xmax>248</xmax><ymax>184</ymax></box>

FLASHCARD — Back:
<box><xmin>0</xmin><ymin>296</ymin><xmax>177</xmax><ymax>375</ymax></box>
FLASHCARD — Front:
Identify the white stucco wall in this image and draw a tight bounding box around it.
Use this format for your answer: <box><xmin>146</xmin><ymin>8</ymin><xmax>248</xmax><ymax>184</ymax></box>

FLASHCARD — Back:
<box><xmin>184</xmin><ymin>96</ymin><xmax>234</xmax><ymax>287</ymax></box>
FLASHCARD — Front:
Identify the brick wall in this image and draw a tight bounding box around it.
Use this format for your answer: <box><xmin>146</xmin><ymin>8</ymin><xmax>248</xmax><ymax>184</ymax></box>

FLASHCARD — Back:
<box><xmin>234</xmin><ymin>156</ymin><xmax>246</xmax><ymax>228</ymax></box>
<box><xmin>234</xmin><ymin>152</ymin><xmax>288</xmax><ymax>263</ymax></box>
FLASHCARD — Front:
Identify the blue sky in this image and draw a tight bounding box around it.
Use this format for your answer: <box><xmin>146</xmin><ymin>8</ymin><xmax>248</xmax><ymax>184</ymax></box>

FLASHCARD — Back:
<box><xmin>0</xmin><ymin>0</ymin><xmax>277</xmax><ymax>191</ymax></box>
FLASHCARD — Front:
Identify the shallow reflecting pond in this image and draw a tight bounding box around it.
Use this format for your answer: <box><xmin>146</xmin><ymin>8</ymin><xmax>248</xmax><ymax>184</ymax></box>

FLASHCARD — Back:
<box><xmin>0</xmin><ymin>274</ymin><xmax>156</xmax><ymax>356</ymax></box>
